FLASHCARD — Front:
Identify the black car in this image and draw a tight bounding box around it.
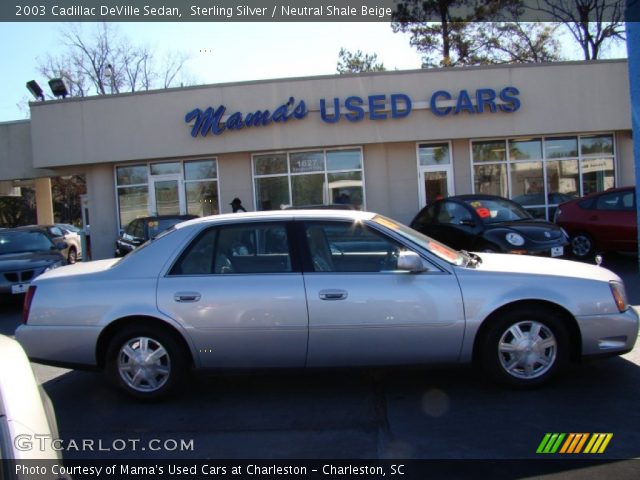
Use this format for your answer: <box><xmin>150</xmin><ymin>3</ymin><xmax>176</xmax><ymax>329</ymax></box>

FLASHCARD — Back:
<box><xmin>410</xmin><ymin>195</ymin><xmax>569</xmax><ymax>256</ymax></box>
<box><xmin>0</xmin><ymin>228</ymin><xmax>67</xmax><ymax>297</ymax></box>
<box><xmin>115</xmin><ymin>215</ymin><xmax>198</xmax><ymax>257</ymax></box>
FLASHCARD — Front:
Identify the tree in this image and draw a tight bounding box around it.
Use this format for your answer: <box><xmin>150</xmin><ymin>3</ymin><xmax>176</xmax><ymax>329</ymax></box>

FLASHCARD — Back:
<box><xmin>391</xmin><ymin>0</ymin><xmax>563</xmax><ymax>67</ymax></box>
<box><xmin>36</xmin><ymin>23</ymin><xmax>191</xmax><ymax>98</ymax></box>
<box><xmin>336</xmin><ymin>48</ymin><xmax>386</xmax><ymax>73</ymax></box>
<box><xmin>536</xmin><ymin>0</ymin><xmax>625</xmax><ymax>60</ymax></box>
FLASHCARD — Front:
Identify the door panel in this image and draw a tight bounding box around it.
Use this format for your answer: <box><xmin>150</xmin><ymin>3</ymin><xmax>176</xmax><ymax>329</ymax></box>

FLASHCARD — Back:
<box><xmin>301</xmin><ymin>220</ymin><xmax>465</xmax><ymax>367</ymax></box>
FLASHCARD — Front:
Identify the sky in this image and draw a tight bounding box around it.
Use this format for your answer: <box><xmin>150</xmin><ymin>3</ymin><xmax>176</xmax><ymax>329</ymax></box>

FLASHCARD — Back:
<box><xmin>0</xmin><ymin>22</ymin><xmax>628</xmax><ymax>123</ymax></box>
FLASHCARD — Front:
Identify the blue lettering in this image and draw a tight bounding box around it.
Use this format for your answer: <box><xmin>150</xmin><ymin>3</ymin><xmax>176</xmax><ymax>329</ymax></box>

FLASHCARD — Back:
<box><xmin>368</xmin><ymin>95</ymin><xmax>387</xmax><ymax>120</ymax></box>
<box><xmin>430</xmin><ymin>91</ymin><xmax>452</xmax><ymax>116</ymax></box>
<box><xmin>498</xmin><ymin>87</ymin><xmax>520</xmax><ymax>112</ymax></box>
<box><xmin>293</xmin><ymin>100</ymin><xmax>307</xmax><ymax>119</ymax></box>
<box><xmin>475</xmin><ymin>88</ymin><xmax>497</xmax><ymax>113</ymax></box>
<box><xmin>320</xmin><ymin>98</ymin><xmax>340</xmax><ymax>123</ymax></box>
<box><xmin>185</xmin><ymin>108</ymin><xmax>203</xmax><ymax>137</ymax></box>
<box><xmin>391</xmin><ymin>93</ymin><xmax>412</xmax><ymax>119</ymax></box>
<box><xmin>244</xmin><ymin>110</ymin><xmax>272</xmax><ymax>127</ymax></box>
<box><xmin>454</xmin><ymin>90</ymin><xmax>475</xmax><ymax>115</ymax></box>
<box><xmin>226</xmin><ymin>112</ymin><xmax>245</xmax><ymax>130</ymax></box>
<box><xmin>344</xmin><ymin>96</ymin><xmax>364</xmax><ymax>122</ymax></box>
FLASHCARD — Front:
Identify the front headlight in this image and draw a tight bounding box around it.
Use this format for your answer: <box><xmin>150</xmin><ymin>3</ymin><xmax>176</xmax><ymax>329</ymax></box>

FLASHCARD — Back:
<box><xmin>43</xmin><ymin>261</ymin><xmax>64</xmax><ymax>273</ymax></box>
<box><xmin>505</xmin><ymin>232</ymin><xmax>525</xmax><ymax>246</ymax></box>
<box><xmin>609</xmin><ymin>281</ymin><xmax>628</xmax><ymax>312</ymax></box>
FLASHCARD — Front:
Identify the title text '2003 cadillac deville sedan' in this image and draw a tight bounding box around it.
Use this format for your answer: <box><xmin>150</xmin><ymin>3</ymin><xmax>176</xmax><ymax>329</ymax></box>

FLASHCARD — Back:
<box><xmin>16</xmin><ymin>211</ymin><xmax>638</xmax><ymax>399</ymax></box>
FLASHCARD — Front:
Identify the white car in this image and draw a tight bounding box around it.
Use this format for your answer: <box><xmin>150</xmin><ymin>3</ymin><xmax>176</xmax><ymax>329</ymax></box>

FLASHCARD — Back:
<box><xmin>15</xmin><ymin>210</ymin><xmax>639</xmax><ymax>400</ymax></box>
<box><xmin>0</xmin><ymin>335</ymin><xmax>60</xmax><ymax>460</ymax></box>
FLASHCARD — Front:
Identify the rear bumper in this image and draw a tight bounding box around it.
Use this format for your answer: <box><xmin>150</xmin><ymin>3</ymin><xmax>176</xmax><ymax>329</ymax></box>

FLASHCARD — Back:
<box><xmin>576</xmin><ymin>306</ymin><xmax>639</xmax><ymax>356</ymax></box>
<box><xmin>15</xmin><ymin>324</ymin><xmax>102</xmax><ymax>368</ymax></box>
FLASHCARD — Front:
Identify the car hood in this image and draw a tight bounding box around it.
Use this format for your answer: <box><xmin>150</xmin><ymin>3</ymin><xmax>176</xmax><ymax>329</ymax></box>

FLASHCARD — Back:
<box><xmin>474</xmin><ymin>252</ymin><xmax>619</xmax><ymax>283</ymax></box>
<box><xmin>486</xmin><ymin>219</ymin><xmax>566</xmax><ymax>242</ymax></box>
<box><xmin>0</xmin><ymin>251</ymin><xmax>63</xmax><ymax>271</ymax></box>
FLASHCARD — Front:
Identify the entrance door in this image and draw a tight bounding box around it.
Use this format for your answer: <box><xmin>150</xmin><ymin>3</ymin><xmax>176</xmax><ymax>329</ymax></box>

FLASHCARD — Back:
<box><xmin>419</xmin><ymin>167</ymin><xmax>454</xmax><ymax>207</ymax></box>
<box><xmin>149</xmin><ymin>175</ymin><xmax>185</xmax><ymax>216</ymax></box>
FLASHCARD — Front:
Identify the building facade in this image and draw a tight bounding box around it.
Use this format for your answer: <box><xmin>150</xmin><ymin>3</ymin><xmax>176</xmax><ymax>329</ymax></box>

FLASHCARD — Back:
<box><xmin>0</xmin><ymin>59</ymin><xmax>635</xmax><ymax>260</ymax></box>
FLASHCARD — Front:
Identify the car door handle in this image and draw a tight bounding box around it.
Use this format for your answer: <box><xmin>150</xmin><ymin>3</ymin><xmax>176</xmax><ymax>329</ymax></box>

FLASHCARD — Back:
<box><xmin>319</xmin><ymin>289</ymin><xmax>348</xmax><ymax>301</ymax></box>
<box><xmin>174</xmin><ymin>292</ymin><xmax>201</xmax><ymax>302</ymax></box>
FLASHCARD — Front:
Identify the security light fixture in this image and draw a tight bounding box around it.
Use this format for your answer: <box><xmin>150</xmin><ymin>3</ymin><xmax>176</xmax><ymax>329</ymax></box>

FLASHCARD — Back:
<box><xmin>26</xmin><ymin>80</ymin><xmax>44</xmax><ymax>101</ymax></box>
<box><xmin>104</xmin><ymin>63</ymin><xmax>114</xmax><ymax>79</ymax></box>
<box><xmin>48</xmin><ymin>78</ymin><xmax>69</xmax><ymax>99</ymax></box>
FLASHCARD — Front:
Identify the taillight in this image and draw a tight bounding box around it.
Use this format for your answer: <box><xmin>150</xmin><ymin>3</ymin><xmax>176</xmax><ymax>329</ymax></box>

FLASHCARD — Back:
<box><xmin>22</xmin><ymin>285</ymin><xmax>36</xmax><ymax>324</ymax></box>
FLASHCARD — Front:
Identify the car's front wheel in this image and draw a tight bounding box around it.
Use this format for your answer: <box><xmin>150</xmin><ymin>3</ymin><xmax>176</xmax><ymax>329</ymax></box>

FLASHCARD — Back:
<box><xmin>105</xmin><ymin>326</ymin><xmax>188</xmax><ymax>400</ymax></box>
<box><xmin>570</xmin><ymin>232</ymin><xmax>595</xmax><ymax>259</ymax></box>
<box><xmin>67</xmin><ymin>247</ymin><xmax>77</xmax><ymax>264</ymax></box>
<box><xmin>480</xmin><ymin>307</ymin><xmax>570</xmax><ymax>387</ymax></box>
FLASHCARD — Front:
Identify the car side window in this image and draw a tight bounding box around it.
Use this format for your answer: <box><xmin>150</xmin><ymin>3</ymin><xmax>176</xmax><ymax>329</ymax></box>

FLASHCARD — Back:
<box><xmin>305</xmin><ymin>221</ymin><xmax>404</xmax><ymax>273</ymax></box>
<box><xmin>413</xmin><ymin>204</ymin><xmax>437</xmax><ymax>230</ymax></box>
<box><xmin>170</xmin><ymin>228</ymin><xmax>217</xmax><ymax>275</ymax></box>
<box><xmin>595</xmin><ymin>191</ymin><xmax>630</xmax><ymax>211</ymax></box>
<box><xmin>133</xmin><ymin>221</ymin><xmax>145</xmax><ymax>239</ymax></box>
<box><xmin>49</xmin><ymin>226</ymin><xmax>64</xmax><ymax>237</ymax></box>
<box><xmin>214</xmin><ymin>223</ymin><xmax>292</xmax><ymax>274</ymax></box>
<box><xmin>124</xmin><ymin>220</ymin><xmax>137</xmax><ymax>236</ymax></box>
<box><xmin>437</xmin><ymin>201</ymin><xmax>472</xmax><ymax>225</ymax></box>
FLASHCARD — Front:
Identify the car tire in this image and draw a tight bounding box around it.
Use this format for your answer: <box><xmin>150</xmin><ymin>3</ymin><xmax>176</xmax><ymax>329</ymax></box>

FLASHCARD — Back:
<box><xmin>570</xmin><ymin>232</ymin><xmax>594</xmax><ymax>260</ymax></box>
<box><xmin>480</xmin><ymin>307</ymin><xmax>570</xmax><ymax>388</ymax></box>
<box><xmin>105</xmin><ymin>325</ymin><xmax>188</xmax><ymax>400</ymax></box>
<box><xmin>67</xmin><ymin>247</ymin><xmax>77</xmax><ymax>264</ymax></box>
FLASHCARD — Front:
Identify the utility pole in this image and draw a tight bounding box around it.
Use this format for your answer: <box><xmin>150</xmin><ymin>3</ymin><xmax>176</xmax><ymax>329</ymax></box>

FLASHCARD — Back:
<box><xmin>626</xmin><ymin>1</ymin><xmax>640</xmax><ymax>271</ymax></box>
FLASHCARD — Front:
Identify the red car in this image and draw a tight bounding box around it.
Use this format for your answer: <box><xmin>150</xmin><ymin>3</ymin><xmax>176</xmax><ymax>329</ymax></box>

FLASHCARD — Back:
<box><xmin>555</xmin><ymin>186</ymin><xmax>637</xmax><ymax>259</ymax></box>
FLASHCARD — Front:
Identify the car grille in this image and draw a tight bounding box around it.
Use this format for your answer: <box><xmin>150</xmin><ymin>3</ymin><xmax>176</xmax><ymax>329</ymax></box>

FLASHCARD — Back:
<box><xmin>4</xmin><ymin>270</ymin><xmax>35</xmax><ymax>283</ymax></box>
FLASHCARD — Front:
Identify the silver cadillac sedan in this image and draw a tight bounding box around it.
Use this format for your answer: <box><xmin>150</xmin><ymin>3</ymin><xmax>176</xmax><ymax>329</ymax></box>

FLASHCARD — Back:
<box><xmin>16</xmin><ymin>211</ymin><xmax>638</xmax><ymax>399</ymax></box>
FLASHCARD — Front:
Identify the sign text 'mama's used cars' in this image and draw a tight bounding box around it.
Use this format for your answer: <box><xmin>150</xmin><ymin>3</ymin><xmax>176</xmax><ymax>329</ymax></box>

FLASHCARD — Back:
<box><xmin>16</xmin><ymin>211</ymin><xmax>638</xmax><ymax>399</ymax></box>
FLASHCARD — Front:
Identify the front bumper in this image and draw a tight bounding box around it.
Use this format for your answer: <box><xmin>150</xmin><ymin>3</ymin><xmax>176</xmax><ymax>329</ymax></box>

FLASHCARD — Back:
<box><xmin>577</xmin><ymin>306</ymin><xmax>639</xmax><ymax>356</ymax></box>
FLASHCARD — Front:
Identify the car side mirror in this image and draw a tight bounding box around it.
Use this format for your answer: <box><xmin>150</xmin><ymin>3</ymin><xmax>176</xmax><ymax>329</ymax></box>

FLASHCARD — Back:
<box><xmin>460</xmin><ymin>219</ymin><xmax>476</xmax><ymax>227</ymax></box>
<box><xmin>397</xmin><ymin>251</ymin><xmax>427</xmax><ymax>273</ymax></box>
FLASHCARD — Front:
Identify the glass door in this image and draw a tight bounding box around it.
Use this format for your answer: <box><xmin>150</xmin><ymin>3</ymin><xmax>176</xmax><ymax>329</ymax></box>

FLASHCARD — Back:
<box><xmin>149</xmin><ymin>174</ymin><xmax>185</xmax><ymax>216</ymax></box>
<box><xmin>419</xmin><ymin>167</ymin><xmax>454</xmax><ymax>207</ymax></box>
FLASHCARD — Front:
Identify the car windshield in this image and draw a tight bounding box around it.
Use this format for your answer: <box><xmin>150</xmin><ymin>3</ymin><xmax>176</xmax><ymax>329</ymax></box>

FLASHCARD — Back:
<box><xmin>112</xmin><ymin>226</ymin><xmax>178</xmax><ymax>266</ymax></box>
<box><xmin>463</xmin><ymin>198</ymin><xmax>532</xmax><ymax>224</ymax></box>
<box><xmin>0</xmin><ymin>231</ymin><xmax>54</xmax><ymax>254</ymax></box>
<box><xmin>371</xmin><ymin>215</ymin><xmax>466</xmax><ymax>266</ymax></box>
<box><xmin>58</xmin><ymin>223</ymin><xmax>81</xmax><ymax>233</ymax></box>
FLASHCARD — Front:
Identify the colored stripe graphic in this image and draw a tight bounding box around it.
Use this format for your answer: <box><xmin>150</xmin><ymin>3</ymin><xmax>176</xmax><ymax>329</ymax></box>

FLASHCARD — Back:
<box><xmin>537</xmin><ymin>433</ymin><xmax>613</xmax><ymax>454</ymax></box>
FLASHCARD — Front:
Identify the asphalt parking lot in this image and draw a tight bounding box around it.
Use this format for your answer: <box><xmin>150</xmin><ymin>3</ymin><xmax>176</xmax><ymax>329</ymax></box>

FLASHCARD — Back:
<box><xmin>1</xmin><ymin>253</ymin><xmax>639</xmax><ymax>472</ymax></box>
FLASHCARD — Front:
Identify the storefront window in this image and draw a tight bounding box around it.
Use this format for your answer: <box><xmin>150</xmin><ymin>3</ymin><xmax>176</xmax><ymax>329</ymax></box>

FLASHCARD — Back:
<box><xmin>472</xmin><ymin>140</ymin><xmax>507</xmax><ymax>162</ymax></box>
<box><xmin>471</xmin><ymin>134</ymin><xmax>616</xmax><ymax>220</ymax></box>
<box><xmin>253</xmin><ymin>148</ymin><xmax>364</xmax><ymax>210</ymax></box>
<box><xmin>184</xmin><ymin>159</ymin><xmax>219</xmax><ymax>217</ymax></box>
<box><xmin>116</xmin><ymin>165</ymin><xmax>147</xmax><ymax>185</ymax></box>
<box><xmin>117</xmin><ymin>186</ymin><xmax>149</xmax><ymax>227</ymax></box>
<box><xmin>150</xmin><ymin>162</ymin><xmax>181</xmax><ymax>175</ymax></box>
<box><xmin>418</xmin><ymin>143</ymin><xmax>450</xmax><ymax>166</ymax></box>
<box><xmin>473</xmin><ymin>164</ymin><xmax>507</xmax><ymax>197</ymax></box>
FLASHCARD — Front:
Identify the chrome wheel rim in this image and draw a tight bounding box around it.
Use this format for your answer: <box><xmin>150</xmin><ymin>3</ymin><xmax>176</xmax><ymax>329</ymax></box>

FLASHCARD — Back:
<box><xmin>118</xmin><ymin>337</ymin><xmax>171</xmax><ymax>392</ymax></box>
<box><xmin>498</xmin><ymin>321</ymin><xmax>557</xmax><ymax>380</ymax></box>
<box><xmin>571</xmin><ymin>235</ymin><xmax>591</xmax><ymax>257</ymax></box>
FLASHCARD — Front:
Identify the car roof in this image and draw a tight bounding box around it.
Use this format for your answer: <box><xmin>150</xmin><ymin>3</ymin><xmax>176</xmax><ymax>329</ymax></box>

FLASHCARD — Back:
<box><xmin>175</xmin><ymin>209</ymin><xmax>377</xmax><ymax>230</ymax></box>
<box><xmin>445</xmin><ymin>194</ymin><xmax>514</xmax><ymax>202</ymax></box>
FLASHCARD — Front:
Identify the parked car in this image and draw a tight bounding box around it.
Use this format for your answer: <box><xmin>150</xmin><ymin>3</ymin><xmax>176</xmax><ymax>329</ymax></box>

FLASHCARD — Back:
<box><xmin>22</xmin><ymin>225</ymin><xmax>82</xmax><ymax>264</ymax></box>
<box><xmin>115</xmin><ymin>215</ymin><xmax>198</xmax><ymax>257</ymax></box>
<box><xmin>555</xmin><ymin>186</ymin><xmax>637</xmax><ymax>260</ymax></box>
<box><xmin>0</xmin><ymin>228</ymin><xmax>66</xmax><ymax>297</ymax></box>
<box><xmin>16</xmin><ymin>210</ymin><xmax>637</xmax><ymax>399</ymax></box>
<box><xmin>410</xmin><ymin>195</ymin><xmax>569</xmax><ymax>257</ymax></box>
<box><xmin>0</xmin><ymin>335</ymin><xmax>61</xmax><ymax>461</ymax></box>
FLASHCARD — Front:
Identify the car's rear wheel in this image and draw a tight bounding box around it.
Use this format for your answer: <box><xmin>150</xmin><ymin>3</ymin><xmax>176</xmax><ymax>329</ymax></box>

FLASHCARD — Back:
<box><xmin>480</xmin><ymin>307</ymin><xmax>569</xmax><ymax>387</ymax></box>
<box><xmin>67</xmin><ymin>247</ymin><xmax>77</xmax><ymax>264</ymax></box>
<box><xmin>106</xmin><ymin>326</ymin><xmax>188</xmax><ymax>400</ymax></box>
<box><xmin>570</xmin><ymin>232</ymin><xmax>594</xmax><ymax>259</ymax></box>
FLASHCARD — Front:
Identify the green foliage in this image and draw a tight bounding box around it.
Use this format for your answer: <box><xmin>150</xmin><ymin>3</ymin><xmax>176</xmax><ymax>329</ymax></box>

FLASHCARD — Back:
<box><xmin>336</xmin><ymin>48</ymin><xmax>386</xmax><ymax>74</ymax></box>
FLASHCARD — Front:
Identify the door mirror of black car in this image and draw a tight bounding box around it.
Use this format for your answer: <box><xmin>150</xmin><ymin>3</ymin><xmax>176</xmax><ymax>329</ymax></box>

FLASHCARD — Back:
<box><xmin>397</xmin><ymin>251</ymin><xmax>428</xmax><ymax>273</ymax></box>
<box><xmin>459</xmin><ymin>219</ymin><xmax>476</xmax><ymax>227</ymax></box>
